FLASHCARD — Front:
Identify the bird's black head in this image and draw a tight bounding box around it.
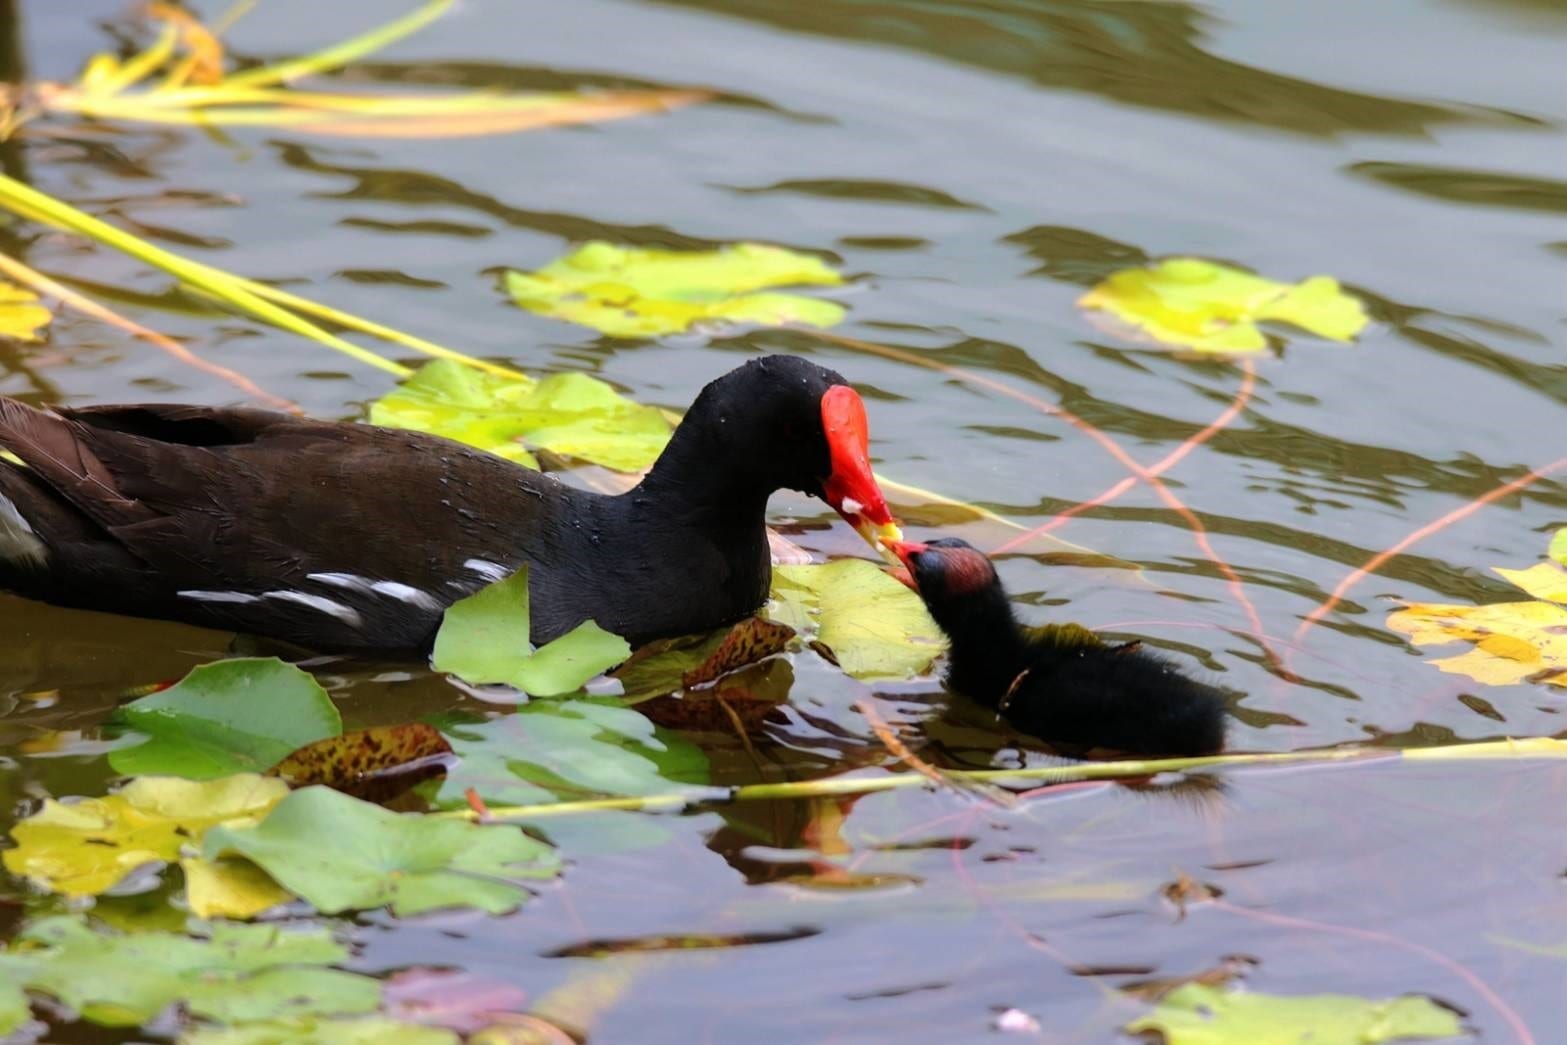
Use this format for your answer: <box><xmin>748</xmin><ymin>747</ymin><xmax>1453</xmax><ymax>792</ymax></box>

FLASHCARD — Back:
<box><xmin>893</xmin><ymin>537</ymin><xmax>998</xmax><ymax>599</ymax></box>
<box><xmin>891</xmin><ymin>536</ymin><xmax>1013</xmax><ymax>631</ymax></box>
<box><xmin>891</xmin><ymin>535</ymin><xmax>1026</xmax><ymax>683</ymax></box>
<box><xmin>645</xmin><ymin>355</ymin><xmax>896</xmax><ymax>544</ymax></box>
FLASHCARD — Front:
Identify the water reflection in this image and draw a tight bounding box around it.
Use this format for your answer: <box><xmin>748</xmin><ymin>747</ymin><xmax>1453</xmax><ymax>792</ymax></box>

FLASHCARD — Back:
<box><xmin>659</xmin><ymin>0</ymin><xmax>1520</xmax><ymax>135</ymax></box>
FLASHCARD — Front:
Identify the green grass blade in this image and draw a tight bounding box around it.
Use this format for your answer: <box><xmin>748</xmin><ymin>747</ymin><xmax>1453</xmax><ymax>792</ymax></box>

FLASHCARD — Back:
<box><xmin>89</xmin><ymin>25</ymin><xmax>179</xmax><ymax>95</ymax></box>
<box><xmin>222</xmin><ymin>0</ymin><xmax>454</xmax><ymax>88</ymax></box>
<box><xmin>0</xmin><ymin>173</ymin><xmax>408</xmax><ymax>377</ymax></box>
<box><xmin>237</xmin><ymin>278</ymin><xmax>524</xmax><ymax>378</ymax></box>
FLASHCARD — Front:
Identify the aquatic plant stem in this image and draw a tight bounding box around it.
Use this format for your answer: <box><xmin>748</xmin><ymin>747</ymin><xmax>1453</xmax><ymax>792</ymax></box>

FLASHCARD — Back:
<box><xmin>991</xmin><ymin>358</ymin><xmax>1256</xmax><ymax>552</ymax></box>
<box><xmin>0</xmin><ymin>172</ymin><xmax>410</xmax><ymax>377</ymax></box>
<box><xmin>816</xmin><ymin>332</ymin><xmax>1279</xmax><ymax>670</ymax></box>
<box><xmin>434</xmin><ymin>737</ymin><xmax>1567</xmax><ymax>823</ymax></box>
<box><xmin>1295</xmin><ymin>453</ymin><xmax>1567</xmax><ymax>643</ymax></box>
<box><xmin>0</xmin><ymin>253</ymin><xmax>299</xmax><ymax>412</ymax></box>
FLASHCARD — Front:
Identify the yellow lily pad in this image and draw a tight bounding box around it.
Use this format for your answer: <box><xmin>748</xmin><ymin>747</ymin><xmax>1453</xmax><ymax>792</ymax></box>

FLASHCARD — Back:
<box><xmin>370</xmin><ymin>360</ymin><xmax>671</xmax><ymax>473</ymax></box>
<box><xmin>503</xmin><ymin>241</ymin><xmax>846</xmax><ymax>338</ymax></box>
<box><xmin>767</xmin><ymin>560</ymin><xmax>945</xmax><ymax>680</ymax></box>
<box><xmin>3</xmin><ymin>774</ymin><xmax>288</xmax><ymax>899</ymax></box>
<box><xmin>1079</xmin><ymin>257</ymin><xmax>1368</xmax><ymax>354</ymax></box>
<box><xmin>181</xmin><ymin>856</ymin><xmax>294</xmax><ymax>920</ymax></box>
<box><xmin>0</xmin><ymin>276</ymin><xmax>52</xmax><ymax>342</ymax></box>
<box><xmin>1388</xmin><ymin>560</ymin><xmax>1567</xmax><ymax>687</ymax></box>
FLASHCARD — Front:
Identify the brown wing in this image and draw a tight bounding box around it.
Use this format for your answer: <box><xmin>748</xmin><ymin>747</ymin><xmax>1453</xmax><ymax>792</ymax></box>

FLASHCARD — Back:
<box><xmin>0</xmin><ymin>399</ymin><xmax>567</xmax><ymax>650</ymax></box>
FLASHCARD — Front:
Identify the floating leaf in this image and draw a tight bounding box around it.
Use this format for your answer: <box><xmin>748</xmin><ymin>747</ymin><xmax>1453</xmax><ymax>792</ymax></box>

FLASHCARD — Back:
<box><xmin>1124</xmin><ymin>983</ymin><xmax>1461</xmax><ymax>1043</ymax></box>
<box><xmin>1079</xmin><ymin>258</ymin><xmax>1368</xmax><ymax>354</ymax></box>
<box><xmin>503</xmin><ymin>241</ymin><xmax>846</xmax><ymax>338</ymax></box>
<box><xmin>612</xmin><ymin>616</ymin><xmax>796</xmax><ymax>702</ymax></box>
<box><xmin>271</xmin><ymin>723</ymin><xmax>454</xmax><ymax>803</ymax></box>
<box><xmin>432</xmin><ymin>566</ymin><xmax>631</xmax><ymax>696</ymax></box>
<box><xmin>1549</xmin><ymin>527</ymin><xmax>1567</xmax><ymax>568</ymax></box>
<box><xmin>1388</xmin><ymin>561</ymin><xmax>1567</xmax><ymax>687</ymax></box>
<box><xmin>185</xmin><ymin>1016</ymin><xmax>457</xmax><ymax>1045</ymax></box>
<box><xmin>767</xmin><ymin>560</ymin><xmax>945</xmax><ymax>679</ymax></box>
<box><xmin>639</xmin><ymin>659</ymin><xmax>796</xmax><ymax>734</ymax></box>
<box><xmin>182</xmin><ymin>855</ymin><xmax>294</xmax><ymax>920</ymax></box>
<box><xmin>203</xmin><ymin>786</ymin><xmax>558</xmax><ymax>916</ymax></box>
<box><xmin>110</xmin><ymin>658</ymin><xmax>342</xmax><ymax>780</ymax></box>
<box><xmin>681</xmin><ymin>617</ymin><xmax>797</xmax><ymax>688</ymax></box>
<box><xmin>0</xmin><ymin>275</ymin><xmax>52</xmax><ymax>341</ymax></box>
<box><xmin>0</xmin><ymin>916</ymin><xmax>378</xmax><ymax>1036</ymax></box>
<box><xmin>3</xmin><ymin>774</ymin><xmax>288</xmax><ymax>898</ymax></box>
<box><xmin>370</xmin><ymin>360</ymin><xmax>672</xmax><ymax>472</ymax></box>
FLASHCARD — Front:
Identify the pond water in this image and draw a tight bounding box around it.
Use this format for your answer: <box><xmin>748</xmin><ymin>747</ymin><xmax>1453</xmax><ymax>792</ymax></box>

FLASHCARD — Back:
<box><xmin>2</xmin><ymin>0</ymin><xmax>1566</xmax><ymax>1040</ymax></box>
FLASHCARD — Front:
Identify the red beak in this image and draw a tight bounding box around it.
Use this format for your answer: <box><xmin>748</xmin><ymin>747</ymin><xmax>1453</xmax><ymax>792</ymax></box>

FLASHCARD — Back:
<box><xmin>886</xmin><ymin>539</ymin><xmax>928</xmax><ymax>590</ymax></box>
<box><xmin>819</xmin><ymin>385</ymin><xmax>900</xmax><ymax>550</ymax></box>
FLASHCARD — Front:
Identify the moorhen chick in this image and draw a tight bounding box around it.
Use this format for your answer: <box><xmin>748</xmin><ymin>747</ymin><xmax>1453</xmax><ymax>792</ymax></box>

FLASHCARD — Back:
<box><xmin>0</xmin><ymin>355</ymin><xmax>899</xmax><ymax>652</ymax></box>
<box><xmin>892</xmin><ymin>538</ymin><xmax>1227</xmax><ymax>756</ymax></box>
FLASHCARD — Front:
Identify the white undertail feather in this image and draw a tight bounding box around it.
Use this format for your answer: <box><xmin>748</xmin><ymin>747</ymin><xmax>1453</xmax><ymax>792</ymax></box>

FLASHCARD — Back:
<box><xmin>0</xmin><ymin>490</ymin><xmax>47</xmax><ymax>568</ymax></box>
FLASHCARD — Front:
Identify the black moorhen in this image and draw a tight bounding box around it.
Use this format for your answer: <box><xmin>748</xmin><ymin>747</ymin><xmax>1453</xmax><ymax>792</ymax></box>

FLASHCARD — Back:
<box><xmin>892</xmin><ymin>538</ymin><xmax>1227</xmax><ymax>756</ymax></box>
<box><xmin>0</xmin><ymin>355</ymin><xmax>900</xmax><ymax>652</ymax></box>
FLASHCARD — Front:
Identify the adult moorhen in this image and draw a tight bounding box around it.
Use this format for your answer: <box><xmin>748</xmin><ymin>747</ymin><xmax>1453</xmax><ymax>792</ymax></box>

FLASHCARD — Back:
<box><xmin>0</xmin><ymin>355</ymin><xmax>899</xmax><ymax>652</ymax></box>
<box><xmin>892</xmin><ymin>538</ymin><xmax>1227</xmax><ymax>756</ymax></box>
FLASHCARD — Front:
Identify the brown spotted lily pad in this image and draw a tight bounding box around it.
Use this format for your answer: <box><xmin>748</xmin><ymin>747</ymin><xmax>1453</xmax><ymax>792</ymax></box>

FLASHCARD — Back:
<box><xmin>270</xmin><ymin>723</ymin><xmax>455</xmax><ymax>803</ymax></box>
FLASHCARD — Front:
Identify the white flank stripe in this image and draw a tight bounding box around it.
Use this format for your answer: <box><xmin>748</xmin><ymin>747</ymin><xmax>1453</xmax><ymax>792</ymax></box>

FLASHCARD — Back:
<box><xmin>462</xmin><ymin>558</ymin><xmax>510</xmax><ymax>582</ymax></box>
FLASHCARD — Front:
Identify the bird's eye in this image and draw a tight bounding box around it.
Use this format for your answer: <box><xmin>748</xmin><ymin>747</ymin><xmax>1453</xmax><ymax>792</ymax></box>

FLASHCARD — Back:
<box><xmin>781</xmin><ymin>422</ymin><xmax>797</xmax><ymax>439</ymax></box>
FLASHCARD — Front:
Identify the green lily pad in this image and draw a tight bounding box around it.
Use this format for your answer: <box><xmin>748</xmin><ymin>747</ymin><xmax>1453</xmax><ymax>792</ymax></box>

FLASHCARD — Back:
<box><xmin>433</xmin><ymin>701</ymin><xmax>708</xmax><ymax>855</ymax></box>
<box><xmin>1124</xmin><ymin>984</ymin><xmax>1463</xmax><ymax>1043</ymax></box>
<box><xmin>1079</xmin><ymin>257</ymin><xmax>1369</xmax><ymax>354</ymax></box>
<box><xmin>184</xmin><ymin>1016</ymin><xmax>457</xmax><ymax>1045</ymax></box>
<box><xmin>0</xmin><ymin>916</ymin><xmax>377</xmax><ymax>1036</ymax></box>
<box><xmin>767</xmin><ymin>560</ymin><xmax>945</xmax><ymax>680</ymax></box>
<box><xmin>369</xmin><ymin>359</ymin><xmax>671</xmax><ymax>472</ymax></box>
<box><xmin>431</xmin><ymin>565</ymin><xmax>631</xmax><ymax>696</ymax></box>
<box><xmin>1548</xmin><ymin>527</ymin><xmax>1567</xmax><ymax>568</ymax></box>
<box><xmin>503</xmin><ymin>240</ymin><xmax>846</xmax><ymax>338</ymax></box>
<box><xmin>438</xmin><ymin>700</ymin><xmax>709</xmax><ymax>807</ymax></box>
<box><xmin>202</xmin><ymin>785</ymin><xmax>559</xmax><ymax>916</ymax></box>
<box><xmin>109</xmin><ymin>658</ymin><xmax>342</xmax><ymax>780</ymax></box>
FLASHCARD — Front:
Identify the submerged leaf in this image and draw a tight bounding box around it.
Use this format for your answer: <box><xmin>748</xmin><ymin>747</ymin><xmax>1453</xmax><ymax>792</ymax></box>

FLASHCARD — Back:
<box><xmin>432</xmin><ymin>566</ymin><xmax>630</xmax><ymax>696</ymax></box>
<box><xmin>1080</xmin><ymin>258</ymin><xmax>1368</xmax><ymax>354</ymax></box>
<box><xmin>437</xmin><ymin>700</ymin><xmax>710</xmax><ymax>807</ymax></box>
<box><xmin>768</xmin><ymin>560</ymin><xmax>945</xmax><ymax>679</ymax></box>
<box><xmin>382</xmin><ymin>968</ymin><xmax>530</xmax><ymax>1033</ymax></box>
<box><xmin>110</xmin><ymin>657</ymin><xmax>342</xmax><ymax>780</ymax></box>
<box><xmin>1389</xmin><ymin>560</ymin><xmax>1567</xmax><ymax>687</ymax></box>
<box><xmin>370</xmin><ymin>359</ymin><xmax>671</xmax><ymax>472</ymax></box>
<box><xmin>0</xmin><ymin>275</ymin><xmax>52</xmax><ymax>341</ymax></box>
<box><xmin>0</xmin><ymin>916</ymin><xmax>377</xmax><ymax>1036</ymax></box>
<box><xmin>203</xmin><ymin>786</ymin><xmax>559</xmax><ymax>916</ymax></box>
<box><xmin>3</xmin><ymin>774</ymin><xmax>289</xmax><ymax>897</ymax></box>
<box><xmin>1124</xmin><ymin>983</ymin><xmax>1461</xmax><ymax>1043</ymax></box>
<box><xmin>504</xmin><ymin>241</ymin><xmax>845</xmax><ymax>337</ymax></box>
